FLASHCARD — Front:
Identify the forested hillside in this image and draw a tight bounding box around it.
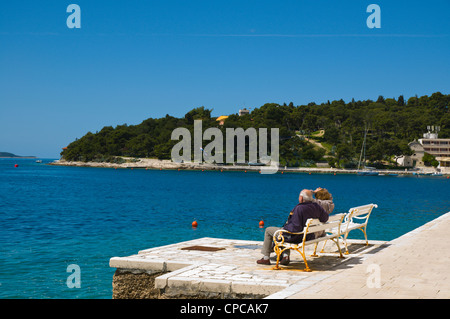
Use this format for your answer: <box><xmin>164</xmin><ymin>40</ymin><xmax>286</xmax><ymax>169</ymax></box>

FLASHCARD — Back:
<box><xmin>61</xmin><ymin>92</ymin><xmax>449</xmax><ymax>168</ymax></box>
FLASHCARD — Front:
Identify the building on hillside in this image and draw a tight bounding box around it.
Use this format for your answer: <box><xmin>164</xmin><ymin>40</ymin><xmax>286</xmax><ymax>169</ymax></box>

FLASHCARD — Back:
<box><xmin>239</xmin><ymin>108</ymin><xmax>250</xmax><ymax>116</ymax></box>
<box><xmin>216</xmin><ymin>115</ymin><xmax>228</xmax><ymax>125</ymax></box>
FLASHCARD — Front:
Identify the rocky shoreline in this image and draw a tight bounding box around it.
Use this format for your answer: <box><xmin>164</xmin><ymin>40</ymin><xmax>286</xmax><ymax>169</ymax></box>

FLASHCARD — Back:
<box><xmin>48</xmin><ymin>158</ymin><xmax>447</xmax><ymax>176</ymax></box>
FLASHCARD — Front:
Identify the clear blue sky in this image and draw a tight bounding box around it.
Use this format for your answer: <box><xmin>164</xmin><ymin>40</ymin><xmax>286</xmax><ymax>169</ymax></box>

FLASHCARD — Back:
<box><xmin>1</xmin><ymin>0</ymin><xmax>449</xmax><ymax>158</ymax></box>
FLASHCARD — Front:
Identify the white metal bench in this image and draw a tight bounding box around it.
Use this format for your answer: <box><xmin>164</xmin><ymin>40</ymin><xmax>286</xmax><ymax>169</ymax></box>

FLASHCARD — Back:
<box><xmin>318</xmin><ymin>203</ymin><xmax>378</xmax><ymax>255</ymax></box>
<box><xmin>338</xmin><ymin>203</ymin><xmax>378</xmax><ymax>254</ymax></box>
<box><xmin>272</xmin><ymin>213</ymin><xmax>346</xmax><ymax>272</ymax></box>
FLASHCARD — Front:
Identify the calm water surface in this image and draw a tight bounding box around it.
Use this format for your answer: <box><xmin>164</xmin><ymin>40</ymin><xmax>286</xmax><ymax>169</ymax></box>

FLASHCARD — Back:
<box><xmin>1</xmin><ymin>158</ymin><xmax>449</xmax><ymax>298</ymax></box>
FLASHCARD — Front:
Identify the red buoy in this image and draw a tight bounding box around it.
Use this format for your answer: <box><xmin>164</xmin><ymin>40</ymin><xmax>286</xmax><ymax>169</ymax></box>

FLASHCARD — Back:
<box><xmin>192</xmin><ymin>220</ymin><xmax>198</xmax><ymax>228</ymax></box>
<box><xmin>259</xmin><ymin>220</ymin><xmax>264</xmax><ymax>228</ymax></box>
<box><xmin>14</xmin><ymin>164</ymin><xmax>18</xmax><ymax>168</ymax></box>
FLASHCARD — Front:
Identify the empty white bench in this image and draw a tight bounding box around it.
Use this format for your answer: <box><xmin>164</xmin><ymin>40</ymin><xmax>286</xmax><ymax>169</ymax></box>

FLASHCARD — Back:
<box><xmin>272</xmin><ymin>213</ymin><xmax>346</xmax><ymax>272</ymax></box>
<box><xmin>338</xmin><ymin>203</ymin><xmax>378</xmax><ymax>254</ymax></box>
<box><xmin>318</xmin><ymin>203</ymin><xmax>378</xmax><ymax>255</ymax></box>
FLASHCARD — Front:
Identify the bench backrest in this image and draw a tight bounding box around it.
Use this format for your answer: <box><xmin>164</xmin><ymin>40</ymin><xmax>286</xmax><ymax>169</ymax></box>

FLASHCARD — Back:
<box><xmin>305</xmin><ymin>213</ymin><xmax>345</xmax><ymax>238</ymax></box>
<box><xmin>345</xmin><ymin>204</ymin><xmax>377</xmax><ymax>226</ymax></box>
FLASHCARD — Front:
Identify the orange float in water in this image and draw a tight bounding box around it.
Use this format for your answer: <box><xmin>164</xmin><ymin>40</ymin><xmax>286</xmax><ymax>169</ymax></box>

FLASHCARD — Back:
<box><xmin>192</xmin><ymin>220</ymin><xmax>198</xmax><ymax>228</ymax></box>
<box><xmin>259</xmin><ymin>220</ymin><xmax>264</xmax><ymax>228</ymax></box>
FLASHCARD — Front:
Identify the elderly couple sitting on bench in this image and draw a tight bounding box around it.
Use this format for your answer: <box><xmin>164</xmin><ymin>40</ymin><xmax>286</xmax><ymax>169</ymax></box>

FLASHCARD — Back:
<box><xmin>258</xmin><ymin>188</ymin><xmax>377</xmax><ymax>270</ymax></box>
<box><xmin>257</xmin><ymin>187</ymin><xmax>334</xmax><ymax>266</ymax></box>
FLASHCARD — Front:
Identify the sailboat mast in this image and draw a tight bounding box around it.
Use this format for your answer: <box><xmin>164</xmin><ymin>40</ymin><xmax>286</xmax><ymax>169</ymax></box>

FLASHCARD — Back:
<box><xmin>358</xmin><ymin>124</ymin><xmax>368</xmax><ymax>170</ymax></box>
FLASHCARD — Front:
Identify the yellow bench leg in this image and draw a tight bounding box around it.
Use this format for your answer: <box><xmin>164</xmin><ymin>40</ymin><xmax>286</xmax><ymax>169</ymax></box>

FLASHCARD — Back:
<box><xmin>320</xmin><ymin>240</ymin><xmax>327</xmax><ymax>253</ymax></box>
<box><xmin>273</xmin><ymin>246</ymin><xmax>289</xmax><ymax>270</ymax></box>
<box><xmin>310</xmin><ymin>243</ymin><xmax>319</xmax><ymax>257</ymax></box>
<box><xmin>297</xmin><ymin>248</ymin><xmax>311</xmax><ymax>272</ymax></box>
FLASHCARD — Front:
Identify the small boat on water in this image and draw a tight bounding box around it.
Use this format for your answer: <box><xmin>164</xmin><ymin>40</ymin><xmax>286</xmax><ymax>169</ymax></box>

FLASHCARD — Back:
<box><xmin>412</xmin><ymin>170</ymin><xmax>443</xmax><ymax>176</ymax></box>
<box><xmin>431</xmin><ymin>172</ymin><xmax>443</xmax><ymax>176</ymax></box>
<box><xmin>379</xmin><ymin>173</ymin><xmax>398</xmax><ymax>176</ymax></box>
<box><xmin>36</xmin><ymin>160</ymin><xmax>42</xmax><ymax>163</ymax></box>
<box><xmin>357</xmin><ymin>167</ymin><xmax>379</xmax><ymax>176</ymax></box>
<box><xmin>413</xmin><ymin>170</ymin><xmax>432</xmax><ymax>176</ymax></box>
<box><xmin>248</xmin><ymin>162</ymin><xmax>266</xmax><ymax>166</ymax></box>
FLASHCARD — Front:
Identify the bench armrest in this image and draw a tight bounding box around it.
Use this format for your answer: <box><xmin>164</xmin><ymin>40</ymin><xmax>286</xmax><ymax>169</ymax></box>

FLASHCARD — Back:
<box><xmin>273</xmin><ymin>229</ymin><xmax>304</xmax><ymax>245</ymax></box>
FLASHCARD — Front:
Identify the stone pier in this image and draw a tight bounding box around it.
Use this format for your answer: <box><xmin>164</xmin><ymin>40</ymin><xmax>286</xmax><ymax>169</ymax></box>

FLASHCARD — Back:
<box><xmin>110</xmin><ymin>211</ymin><xmax>450</xmax><ymax>299</ymax></box>
<box><xmin>110</xmin><ymin>237</ymin><xmax>387</xmax><ymax>299</ymax></box>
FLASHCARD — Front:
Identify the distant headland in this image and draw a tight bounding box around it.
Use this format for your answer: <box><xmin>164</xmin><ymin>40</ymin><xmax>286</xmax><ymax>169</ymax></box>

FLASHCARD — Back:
<box><xmin>0</xmin><ymin>152</ymin><xmax>36</xmax><ymax>158</ymax></box>
<box><xmin>58</xmin><ymin>92</ymin><xmax>450</xmax><ymax>172</ymax></box>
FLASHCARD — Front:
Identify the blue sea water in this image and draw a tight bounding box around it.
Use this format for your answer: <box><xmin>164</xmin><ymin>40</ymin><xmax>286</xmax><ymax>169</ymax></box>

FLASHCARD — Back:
<box><xmin>1</xmin><ymin>158</ymin><xmax>449</xmax><ymax>299</ymax></box>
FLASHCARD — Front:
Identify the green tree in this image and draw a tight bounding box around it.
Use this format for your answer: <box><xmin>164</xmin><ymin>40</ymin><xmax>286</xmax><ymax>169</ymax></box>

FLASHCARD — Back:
<box><xmin>423</xmin><ymin>152</ymin><xmax>439</xmax><ymax>167</ymax></box>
